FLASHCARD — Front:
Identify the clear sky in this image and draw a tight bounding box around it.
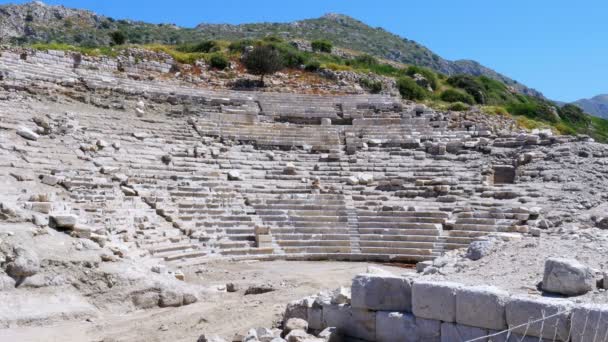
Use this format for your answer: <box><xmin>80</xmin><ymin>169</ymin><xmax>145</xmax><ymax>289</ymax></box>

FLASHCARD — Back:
<box><xmin>4</xmin><ymin>0</ymin><xmax>607</xmax><ymax>102</ymax></box>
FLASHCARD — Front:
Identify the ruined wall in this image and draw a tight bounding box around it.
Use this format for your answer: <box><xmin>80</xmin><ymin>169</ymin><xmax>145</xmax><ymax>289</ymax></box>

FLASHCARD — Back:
<box><xmin>285</xmin><ymin>272</ymin><xmax>608</xmax><ymax>341</ymax></box>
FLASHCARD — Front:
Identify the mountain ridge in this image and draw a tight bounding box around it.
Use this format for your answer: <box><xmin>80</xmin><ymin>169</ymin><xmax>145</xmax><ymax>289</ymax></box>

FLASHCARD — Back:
<box><xmin>0</xmin><ymin>1</ymin><xmax>543</xmax><ymax>98</ymax></box>
<box><xmin>573</xmin><ymin>94</ymin><xmax>608</xmax><ymax>119</ymax></box>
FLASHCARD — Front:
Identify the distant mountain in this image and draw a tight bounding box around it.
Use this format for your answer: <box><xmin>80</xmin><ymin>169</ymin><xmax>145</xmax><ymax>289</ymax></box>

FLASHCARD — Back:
<box><xmin>573</xmin><ymin>95</ymin><xmax>608</xmax><ymax>119</ymax></box>
<box><xmin>0</xmin><ymin>2</ymin><xmax>542</xmax><ymax>97</ymax></box>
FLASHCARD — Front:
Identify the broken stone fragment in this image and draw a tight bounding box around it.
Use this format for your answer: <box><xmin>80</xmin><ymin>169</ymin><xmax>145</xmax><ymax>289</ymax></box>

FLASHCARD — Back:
<box><xmin>283</xmin><ymin>162</ymin><xmax>297</xmax><ymax>175</ymax></box>
<box><xmin>121</xmin><ymin>186</ymin><xmax>138</xmax><ymax>196</ymax></box>
<box><xmin>6</xmin><ymin>247</ymin><xmax>40</xmax><ymax>280</ymax></box>
<box><xmin>227</xmin><ymin>170</ymin><xmax>242</xmax><ymax>181</ymax></box>
<box><xmin>40</xmin><ymin>174</ymin><xmax>60</xmax><ymax>186</ymax></box>
<box><xmin>49</xmin><ymin>214</ymin><xmax>78</xmax><ymax>229</ymax></box>
<box><xmin>17</xmin><ymin>126</ymin><xmax>39</xmax><ymax>141</ymax></box>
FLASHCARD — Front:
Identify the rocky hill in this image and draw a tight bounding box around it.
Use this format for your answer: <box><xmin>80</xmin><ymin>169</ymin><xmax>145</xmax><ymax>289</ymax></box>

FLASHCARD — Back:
<box><xmin>574</xmin><ymin>94</ymin><xmax>608</xmax><ymax>119</ymax></box>
<box><xmin>0</xmin><ymin>2</ymin><xmax>542</xmax><ymax>98</ymax></box>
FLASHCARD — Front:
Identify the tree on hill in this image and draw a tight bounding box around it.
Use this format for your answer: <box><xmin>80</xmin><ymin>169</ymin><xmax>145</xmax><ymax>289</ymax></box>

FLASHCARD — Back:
<box><xmin>109</xmin><ymin>31</ymin><xmax>126</xmax><ymax>46</ymax></box>
<box><xmin>242</xmin><ymin>45</ymin><xmax>284</xmax><ymax>85</ymax></box>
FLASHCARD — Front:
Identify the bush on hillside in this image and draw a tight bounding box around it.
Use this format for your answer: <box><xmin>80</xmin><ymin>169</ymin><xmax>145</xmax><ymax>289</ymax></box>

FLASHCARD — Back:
<box><xmin>440</xmin><ymin>89</ymin><xmax>475</xmax><ymax>104</ymax></box>
<box><xmin>448</xmin><ymin>102</ymin><xmax>470</xmax><ymax>111</ymax></box>
<box><xmin>228</xmin><ymin>39</ymin><xmax>255</xmax><ymax>53</ymax></box>
<box><xmin>506</xmin><ymin>100</ymin><xmax>559</xmax><ymax>122</ymax></box>
<box><xmin>397</xmin><ymin>77</ymin><xmax>429</xmax><ymax>101</ymax></box>
<box><xmin>180</xmin><ymin>40</ymin><xmax>220</xmax><ymax>53</ymax></box>
<box><xmin>304</xmin><ymin>60</ymin><xmax>321</xmax><ymax>72</ymax></box>
<box><xmin>359</xmin><ymin>78</ymin><xmax>383</xmax><ymax>94</ymax></box>
<box><xmin>405</xmin><ymin>65</ymin><xmax>438</xmax><ymax>90</ymax></box>
<box><xmin>109</xmin><ymin>31</ymin><xmax>126</xmax><ymax>46</ymax></box>
<box><xmin>447</xmin><ymin>74</ymin><xmax>485</xmax><ymax>104</ymax></box>
<box><xmin>559</xmin><ymin>104</ymin><xmax>590</xmax><ymax>124</ymax></box>
<box><xmin>209</xmin><ymin>53</ymin><xmax>229</xmax><ymax>70</ymax></box>
<box><xmin>242</xmin><ymin>45</ymin><xmax>284</xmax><ymax>84</ymax></box>
<box><xmin>353</xmin><ymin>54</ymin><xmax>378</xmax><ymax>67</ymax></box>
<box><xmin>311</xmin><ymin>40</ymin><xmax>333</xmax><ymax>53</ymax></box>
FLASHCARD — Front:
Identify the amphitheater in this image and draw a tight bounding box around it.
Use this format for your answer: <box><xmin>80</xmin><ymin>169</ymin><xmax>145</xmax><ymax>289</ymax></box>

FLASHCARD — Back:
<box><xmin>1</xmin><ymin>48</ymin><xmax>608</xmax><ymax>341</ymax></box>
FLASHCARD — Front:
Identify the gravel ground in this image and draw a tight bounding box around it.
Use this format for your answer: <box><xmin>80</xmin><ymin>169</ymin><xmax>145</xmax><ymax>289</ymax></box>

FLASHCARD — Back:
<box><xmin>418</xmin><ymin>230</ymin><xmax>608</xmax><ymax>303</ymax></box>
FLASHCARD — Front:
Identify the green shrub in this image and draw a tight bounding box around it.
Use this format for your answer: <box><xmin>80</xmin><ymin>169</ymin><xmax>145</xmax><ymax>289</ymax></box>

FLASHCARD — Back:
<box><xmin>559</xmin><ymin>104</ymin><xmax>590</xmax><ymax>124</ymax></box>
<box><xmin>447</xmin><ymin>75</ymin><xmax>485</xmax><ymax>104</ymax></box>
<box><xmin>304</xmin><ymin>60</ymin><xmax>321</xmax><ymax>72</ymax></box>
<box><xmin>353</xmin><ymin>54</ymin><xmax>378</xmax><ymax>67</ymax></box>
<box><xmin>179</xmin><ymin>40</ymin><xmax>219</xmax><ymax>53</ymax></box>
<box><xmin>405</xmin><ymin>66</ymin><xmax>438</xmax><ymax>90</ymax></box>
<box><xmin>506</xmin><ymin>100</ymin><xmax>559</xmax><ymax>122</ymax></box>
<box><xmin>281</xmin><ymin>49</ymin><xmax>307</xmax><ymax>68</ymax></box>
<box><xmin>440</xmin><ymin>89</ymin><xmax>475</xmax><ymax>104</ymax></box>
<box><xmin>359</xmin><ymin>78</ymin><xmax>383</xmax><ymax>94</ymax></box>
<box><xmin>397</xmin><ymin>77</ymin><xmax>429</xmax><ymax>101</ymax></box>
<box><xmin>209</xmin><ymin>53</ymin><xmax>229</xmax><ymax>70</ymax></box>
<box><xmin>448</xmin><ymin>102</ymin><xmax>470</xmax><ymax>111</ymax></box>
<box><xmin>262</xmin><ymin>36</ymin><xmax>283</xmax><ymax>43</ymax></box>
<box><xmin>109</xmin><ymin>31</ymin><xmax>126</xmax><ymax>46</ymax></box>
<box><xmin>228</xmin><ymin>39</ymin><xmax>255</xmax><ymax>53</ymax></box>
<box><xmin>242</xmin><ymin>45</ymin><xmax>284</xmax><ymax>84</ymax></box>
<box><xmin>311</xmin><ymin>40</ymin><xmax>333</xmax><ymax>53</ymax></box>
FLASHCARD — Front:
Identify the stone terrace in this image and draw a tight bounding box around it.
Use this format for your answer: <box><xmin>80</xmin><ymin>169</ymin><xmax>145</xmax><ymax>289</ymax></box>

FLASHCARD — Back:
<box><xmin>0</xmin><ymin>48</ymin><xmax>589</xmax><ymax>269</ymax></box>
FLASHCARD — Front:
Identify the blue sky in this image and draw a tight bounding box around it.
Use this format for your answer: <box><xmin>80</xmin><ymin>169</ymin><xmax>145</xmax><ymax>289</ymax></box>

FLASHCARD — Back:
<box><xmin>5</xmin><ymin>0</ymin><xmax>607</xmax><ymax>102</ymax></box>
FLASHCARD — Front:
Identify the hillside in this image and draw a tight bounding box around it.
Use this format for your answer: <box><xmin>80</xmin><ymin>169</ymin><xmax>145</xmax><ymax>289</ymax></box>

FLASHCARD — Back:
<box><xmin>0</xmin><ymin>2</ymin><xmax>542</xmax><ymax>98</ymax></box>
<box><xmin>574</xmin><ymin>94</ymin><xmax>608</xmax><ymax>119</ymax></box>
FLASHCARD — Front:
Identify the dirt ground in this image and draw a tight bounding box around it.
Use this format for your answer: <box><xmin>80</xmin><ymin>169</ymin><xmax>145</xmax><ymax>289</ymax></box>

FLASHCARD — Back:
<box><xmin>0</xmin><ymin>260</ymin><xmax>409</xmax><ymax>342</ymax></box>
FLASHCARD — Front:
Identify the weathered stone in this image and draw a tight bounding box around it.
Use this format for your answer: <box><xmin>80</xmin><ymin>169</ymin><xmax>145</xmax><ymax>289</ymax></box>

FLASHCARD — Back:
<box><xmin>6</xmin><ymin>247</ymin><xmax>39</xmax><ymax>279</ymax></box>
<box><xmin>456</xmin><ymin>285</ymin><xmax>508</xmax><ymax>330</ymax></box>
<box><xmin>412</xmin><ymin>281</ymin><xmax>461</xmax><ymax>322</ymax></box>
<box><xmin>317</xmin><ymin>327</ymin><xmax>340</xmax><ymax>342</ymax></box>
<box><xmin>376</xmin><ymin>311</ymin><xmax>416</xmax><ymax>342</ymax></box>
<box><xmin>416</xmin><ymin>260</ymin><xmax>433</xmax><ymax>273</ymax></box>
<box><xmin>49</xmin><ymin>214</ymin><xmax>78</xmax><ymax>228</ymax></box>
<box><xmin>570</xmin><ymin>304</ymin><xmax>608</xmax><ymax>342</ymax></box>
<box><xmin>159</xmin><ymin>289</ymin><xmax>183</xmax><ymax>307</ymax></box>
<box><xmin>196</xmin><ymin>334</ymin><xmax>227</xmax><ymax>342</ymax></box>
<box><xmin>466</xmin><ymin>239</ymin><xmax>495</xmax><ymax>261</ymax></box>
<box><xmin>597</xmin><ymin>217</ymin><xmax>608</xmax><ymax>230</ymax></box>
<box><xmin>228</xmin><ymin>170</ymin><xmax>242</xmax><ymax>181</ymax></box>
<box><xmin>440</xmin><ymin>323</ymin><xmax>488</xmax><ymax>342</ymax></box>
<box><xmin>542</xmin><ymin>257</ymin><xmax>594</xmax><ymax>296</ymax></box>
<box><xmin>17</xmin><ymin>126</ymin><xmax>39</xmax><ymax>141</ymax></box>
<box><xmin>351</xmin><ymin>274</ymin><xmax>413</xmax><ymax>312</ymax></box>
<box><xmin>323</xmin><ymin>304</ymin><xmax>375</xmax><ymax>341</ymax></box>
<box><xmin>505</xmin><ymin>295</ymin><xmax>572</xmax><ymax>340</ymax></box>
<box><xmin>284</xmin><ymin>318</ymin><xmax>308</xmax><ymax>335</ymax></box>
<box><xmin>41</xmin><ymin>175</ymin><xmax>60</xmax><ymax>186</ymax></box>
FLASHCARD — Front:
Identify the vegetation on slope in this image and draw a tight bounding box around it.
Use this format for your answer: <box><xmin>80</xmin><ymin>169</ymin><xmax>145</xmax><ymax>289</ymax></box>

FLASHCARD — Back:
<box><xmin>26</xmin><ymin>36</ymin><xmax>608</xmax><ymax>143</ymax></box>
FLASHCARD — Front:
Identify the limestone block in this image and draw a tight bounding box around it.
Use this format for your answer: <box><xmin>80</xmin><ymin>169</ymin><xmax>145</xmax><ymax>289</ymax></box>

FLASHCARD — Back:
<box><xmin>307</xmin><ymin>305</ymin><xmax>323</xmax><ymax>331</ymax></box>
<box><xmin>227</xmin><ymin>170</ymin><xmax>242</xmax><ymax>181</ymax></box>
<box><xmin>351</xmin><ymin>274</ymin><xmax>413</xmax><ymax>312</ymax></box>
<box><xmin>412</xmin><ymin>281</ymin><xmax>461</xmax><ymax>322</ymax></box>
<box><xmin>376</xmin><ymin>311</ymin><xmax>417</xmax><ymax>342</ymax></box>
<box><xmin>416</xmin><ymin>318</ymin><xmax>441</xmax><ymax>342</ymax></box>
<box><xmin>50</xmin><ymin>214</ymin><xmax>78</xmax><ymax>228</ymax></box>
<box><xmin>570</xmin><ymin>304</ymin><xmax>608</xmax><ymax>342</ymax></box>
<box><xmin>322</xmin><ymin>304</ymin><xmax>375</xmax><ymax>341</ymax></box>
<box><xmin>25</xmin><ymin>202</ymin><xmax>52</xmax><ymax>214</ymax></box>
<box><xmin>41</xmin><ymin>175</ymin><xmax>60</xmax><ymax>186</ymax></box>
<box><xmin>542</xmin><ymin>257</ymin><xmax>594</xmax><ymax>296</ymax></box>
<box><xmin>440</xmin><ymin>323</ymin><xmax>488</xmax><ymax>342</ymax></box>
<box><xmin>505</xmin><ymin>295</ymin><xmax>573</xmax><ymax>341</ymax></box>
<box><xmin>456</xmin><ymin>285</ymin><xmax>508</xmax><ymax>330</ymax></box>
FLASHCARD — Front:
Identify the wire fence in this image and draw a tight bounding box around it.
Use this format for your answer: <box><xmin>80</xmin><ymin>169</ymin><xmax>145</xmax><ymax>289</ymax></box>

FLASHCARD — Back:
<box><xmin>465</xmin><ymin>307</ymin><xmax>608</xmax><ymax>342</ymax></box>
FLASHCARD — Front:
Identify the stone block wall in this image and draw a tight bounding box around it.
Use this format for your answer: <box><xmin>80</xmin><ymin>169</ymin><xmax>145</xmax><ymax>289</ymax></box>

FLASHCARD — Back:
<box><xmin>4</xmin><ymin>48</ymin><xmax>175</xmax><ymax>74</ymax></box>
<box><xmin>285</xmin><ymin>273</ymin><xmax>608</xmax><ymax>341</ymax></box>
